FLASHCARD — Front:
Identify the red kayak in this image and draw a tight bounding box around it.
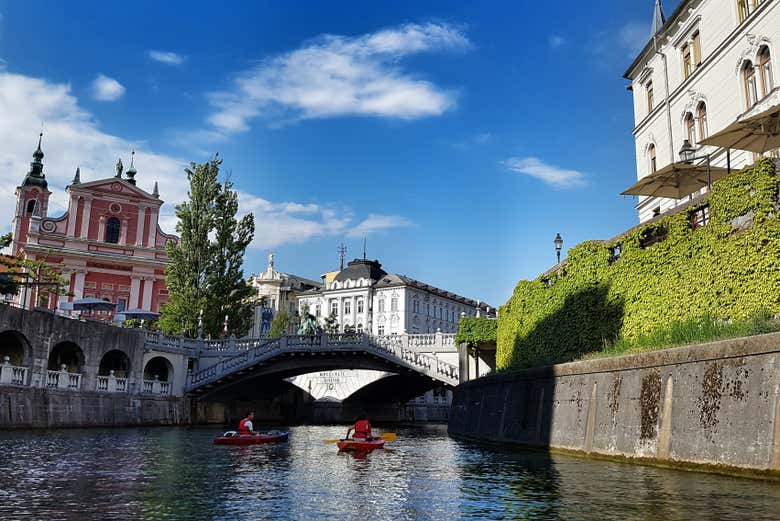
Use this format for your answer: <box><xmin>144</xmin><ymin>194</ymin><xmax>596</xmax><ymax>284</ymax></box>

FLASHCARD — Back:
<box><xmin>337</xmin><ymin>438</ymin><xmax>385</xmax><ymax>452</ymax></box>
<box><xmin>213</xmin><ymin>431</ymin><xmax>289</xmax><ymax>445</ymax></box>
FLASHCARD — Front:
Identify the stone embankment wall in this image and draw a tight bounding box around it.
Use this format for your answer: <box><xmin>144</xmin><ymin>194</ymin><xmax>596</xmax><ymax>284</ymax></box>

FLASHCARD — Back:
<box><xmin>449</xmin><ymin>332</ymin><xmax>780</xmax><ymax>477</ymax></box>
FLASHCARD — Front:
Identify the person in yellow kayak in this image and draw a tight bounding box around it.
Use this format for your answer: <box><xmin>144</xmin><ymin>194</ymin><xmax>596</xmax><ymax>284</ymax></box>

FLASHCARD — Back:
<box><xmin>344</xmin><ymin>412</ymin><xmax>373</xmax><ymax>441</ymax></box>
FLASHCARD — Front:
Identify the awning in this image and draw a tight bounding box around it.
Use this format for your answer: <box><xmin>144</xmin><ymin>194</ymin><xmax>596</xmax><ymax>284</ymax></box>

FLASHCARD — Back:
<box><xmin>699</xmin><ymin>88</ymin><xmax>780</xmax><ymax>153</ymax></box>
<box><xmin>621</xmin><ymin>162</ymin><xmax>729</xmax><ymax>199</ymax></box>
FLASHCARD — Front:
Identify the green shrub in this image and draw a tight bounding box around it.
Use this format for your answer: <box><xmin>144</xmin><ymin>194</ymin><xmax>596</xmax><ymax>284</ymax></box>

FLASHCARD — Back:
<box><xmin>498</xmin><ymin>159</ymin><xmax>780</xmax><ymax>370</ymax></box>
<box><xmin>456</xmin><ymin>317</ymin><xmax>498</xmax><ymax>347</ymax></box>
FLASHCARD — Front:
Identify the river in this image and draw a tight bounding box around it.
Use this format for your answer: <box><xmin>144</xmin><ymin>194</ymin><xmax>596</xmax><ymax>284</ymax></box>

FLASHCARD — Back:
<box><xmin>1</xmin><ymin>424</ymin><xmax>779</xmax><ymax>520</ymax></box>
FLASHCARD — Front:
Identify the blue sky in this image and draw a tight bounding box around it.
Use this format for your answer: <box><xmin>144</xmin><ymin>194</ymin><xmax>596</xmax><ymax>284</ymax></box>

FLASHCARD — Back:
<box><xmin>0</xmin><ymin>1</ymin><xmax>669</xmax><ymax>307</ymax></box>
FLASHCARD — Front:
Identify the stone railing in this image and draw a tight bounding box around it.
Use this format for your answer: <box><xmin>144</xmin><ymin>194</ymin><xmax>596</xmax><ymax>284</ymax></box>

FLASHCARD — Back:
<box><xmin>0</xmin><ymin>361</ymin><xmax>28</xmax><ymax>386</ymax></box>
<box><xmin>46</xmin><ymin>366</ymin><xmax>82</xmax><ymax>390</ymax></box>
<box><xmin>187</xmin><ymin>333</ymin><xmax>459</xmax><ymax>391</ymax></box>
<box><xmin>142</xmin><ymin>378</ymin><xmax>171</xmax><ymax>395</ymax></box>
<box><xmin>96</xmin><ymin>372</ymin><xmax>128</xmax><ymax>393</ymax></box>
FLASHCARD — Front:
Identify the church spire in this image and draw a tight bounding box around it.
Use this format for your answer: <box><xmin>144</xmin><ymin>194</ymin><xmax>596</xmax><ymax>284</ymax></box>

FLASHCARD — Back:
<box><xmin>152</xmin><ymin>181</ymin><xmax>159</xmax><ymax>198</ymax></box>
<box><xmin>126</xmin><ymin>148</ymin><xmax>137</xmax><ymax>185</ymax></box>
<box><xmin>651</xmin><ymin>0</ymin><xmax>666</xmax><ymax>38</ymax></box>
<box><xmin>22</xmin><ymin>132</ymin><xmax>48</xmax><ymax>189</ymax></box>
<box><xmin>72</xmin><ymin>167</ymin><xmax>81</xmax><ymax>185</ymax></box>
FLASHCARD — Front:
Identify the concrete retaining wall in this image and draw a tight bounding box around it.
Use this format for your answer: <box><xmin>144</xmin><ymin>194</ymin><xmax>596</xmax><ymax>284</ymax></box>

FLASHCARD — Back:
<box><xmin>0</xmin><ymin>386</ymin><xmax>190</xmax><ymax>428</ymax></box>
<box><xmin>449</xmin><ymin>332</ymin><xmax>780</xmax><ymax>476</ymax></box>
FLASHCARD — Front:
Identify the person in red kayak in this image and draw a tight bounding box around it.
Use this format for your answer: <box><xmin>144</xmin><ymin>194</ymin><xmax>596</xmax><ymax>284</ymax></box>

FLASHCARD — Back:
<box><xmin>345</xmin><ymin>412</ymin><xmax>373</xmax><ymax>440</ymax></box>
<box><xmin>238</xmin><ymin>411</ymin><xmax>257</xmax><ymax>436</ymax></box>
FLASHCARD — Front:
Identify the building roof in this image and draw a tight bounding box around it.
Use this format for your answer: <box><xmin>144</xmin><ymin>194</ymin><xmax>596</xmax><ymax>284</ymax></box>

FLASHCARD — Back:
<box><xmin>623</xmin><ymin>0</ymin><xmax>694</xmax><ymax>80</ymax></box>
<box><xmin>333</xmin><ymin>259</ymin><xmax>387</xmax><ymax>283</ymax></box>
<box><xmin>374</xmin><ymin>273</ymin><xmax>493</xmax><ymax>310</ymax></box>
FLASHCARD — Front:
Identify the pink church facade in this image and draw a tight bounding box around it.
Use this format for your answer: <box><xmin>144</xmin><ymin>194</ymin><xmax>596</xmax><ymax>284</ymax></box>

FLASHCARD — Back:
<box><xmin>10</xmin><ymin>137</ymin><xmax>178</xmax><ymax>319</ymax></box>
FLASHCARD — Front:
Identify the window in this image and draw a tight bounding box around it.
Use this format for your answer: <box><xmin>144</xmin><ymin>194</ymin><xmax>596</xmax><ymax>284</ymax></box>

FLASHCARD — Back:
<box><xmin>692</xmin><ymin>31</ymin><xmax>702</xmax><ymax>67</ymax></box>
<box><xmin>646</xmin><ymin>81</ymin><xmax>654</xmax><ymax>112</ymax></box>
<box><xmin>391</xmin><ymin>297</ymin><xmax>398</xmax><ymax>312</ymax></box>
<box><xmin>743</xmin><ymin>61</ymin><xmax>758</xmax><ymax>108</ymax></box>
<box><xmin>26</xmin><ymin>199</ymin><xmax>37</xmax><ymax>214</ymax></box>
<box><xmin>117</xmin><ymin>298</ymin><xmax>127</xmax><ymax>313</ymax></box>
<box><xmin>105</xmin><ymin>217</ymin><xmax>120</xmax><ymax>244</ymax></box>
<box><xmin>330</xmin><ymin>300</ymin><xmax>338</xmax><ymax>316</ymax></box>
<box><xmin>357</xmin><ymin>299</ymin><xmax>364</xmax><ymax>313</ymax></box>
<box><xmin>697</xmin><ymin>103</ymin><xmax>708</xmax><ymax>140</ymax></box>
<box><xmin>357</xmin><ymin>324</ymin><xmax>363</xmax><ymax>332</ymax></box>
<box><xmin>685</xmin><ymin>112</ymin><xmax>696</xmax><ymax>145</ymax></box>
<box><xmin>344</xmin><ymin>300</ymin><xmax>351</xmax><ymax>315</ymax></box>
<box><xmin>378</xmin><ymin>325</ymin><xmax>385</xmax><ymax>335</ymax></box>
<box><xmin>690</xmin><ymin>205</ymin><xmax>710</xmax><ymax>230</ymax></box>
<box><xmin>758</xmin><ymin>46</ymin><xmax>773</xmax><ymax>98</ymax></box>
<box><xmin>315</xmin><ymin>304</ymin><xmax>321</xmax><ymax>317</ymax></box>
<box><xmin>737</xmin><ymin>0</ymin><xmax>750</xmax><ymax>24</ymax></box>
<box><xmin>682</xmin><ymin>44</ymin><xmax>693</xmax><ymax>79</ymax></box>
<box><xmin>378</xmin><ymin>298</ymin><xmax>385</xmax><ymax>312</ymax></box>
<box><xmin>648</xmin><ymin>144</ymin><xmax>657</xmax><ymax>173</ymax></box>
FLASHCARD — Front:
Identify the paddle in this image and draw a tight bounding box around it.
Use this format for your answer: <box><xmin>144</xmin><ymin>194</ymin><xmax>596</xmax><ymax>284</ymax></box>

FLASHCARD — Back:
<box><xmin>323</xmin><ymin>432</ymin><xmax>397</xmax><ymax>444</ymax></box>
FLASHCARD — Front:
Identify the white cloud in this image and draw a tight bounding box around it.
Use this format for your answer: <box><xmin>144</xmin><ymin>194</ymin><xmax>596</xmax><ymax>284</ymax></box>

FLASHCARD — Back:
<box><xmin>549</xmin><ymin>35</ymin><xmax>566</xmax><ymax>48</ymax></box>
<box><xmin>348</xmin><ymin>214</ymin><xmax>413</xmax><ymax>237</ymax></box>
<box><xmin>504</xmin><ymin>157</ymin><xmax>587</xmax><ymax>189</ymax></box>
<box><xmin>148</xmin><ymin>50</ymin><xmax>185</xmax><ymax>65</ymax></box>
<box><xmin>205</xmin><ymin>22</ymin><xmax>469</xmax><ymax>135</ymax></box>
<box><xmin>618</xmin><ymin>22</ymin><xmax>650</xmax><ymax>58</ymax></box>
<box><xmin>91</xmin><ymin>74</ymin><xmax>125</xmax><ymax>101</ymax></box>
<box><xmin>0</xmin><ymin>68</ymin><xmax>411</xmax><ymax>250</ymax></box>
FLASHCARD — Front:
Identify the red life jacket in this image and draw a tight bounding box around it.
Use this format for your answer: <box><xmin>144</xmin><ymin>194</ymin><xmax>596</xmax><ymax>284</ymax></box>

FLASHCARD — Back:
<box><xmin>238</xmin><ymin>418</ymin><xmax>252</xmax><ymax>435</ymax></box>
<box><xmin>354</xmin><ymin>419</ymin><xmax>371</xmax><ymax>439</ymax></box>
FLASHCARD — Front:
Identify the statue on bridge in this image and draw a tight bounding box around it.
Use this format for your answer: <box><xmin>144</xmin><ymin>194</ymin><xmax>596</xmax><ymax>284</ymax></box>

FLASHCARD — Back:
<box><xmin>297</xmin><ymin>307</ymin><xmax>319</xmax><ymax>336</ymax></box>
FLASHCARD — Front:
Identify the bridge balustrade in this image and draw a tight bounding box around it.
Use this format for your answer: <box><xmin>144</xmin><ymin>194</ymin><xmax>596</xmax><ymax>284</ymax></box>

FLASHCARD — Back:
<box><xmin>96</xmin><ymin>371</ymin><xmax>128</xmax><ymax>393</ymax></box>
<box><xmin>0</xmin><ymin>360</ymin><xmax>28</xmax><ymax>386</ymax></box>
<box><xmin>46</xmin><ymin>365</ymin><xmax>82</xmax><ymax>390</ymax></box>
<box><xmin>143</xmin><ymin>378</ymin><xmax>171</xmax><ymax>395</ymax></box>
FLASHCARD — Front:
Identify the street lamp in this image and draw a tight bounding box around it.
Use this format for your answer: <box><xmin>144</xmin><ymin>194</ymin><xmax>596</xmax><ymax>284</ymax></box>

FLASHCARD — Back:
<box><xmin>554</xmin><ymin>233</ymin><xmax>563</xmax><ymax>264</ymax></box>
<box><xmin>678</xmin><ymin>139</ymin><xmax>712</xmax><ymax>190</ymax></box>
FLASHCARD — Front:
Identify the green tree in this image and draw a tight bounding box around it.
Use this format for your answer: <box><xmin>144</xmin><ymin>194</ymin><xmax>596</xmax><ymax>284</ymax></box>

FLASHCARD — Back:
<box><xmin>0</xmin><ymin>233</ymin><xmax>19</xmax><ymax>295</ymax></box>
<box><xmin>159</xmin><ymin>156</ymin><xmax>255</xmax><ymax>338</ymax></box>
<box><xmin>323</xmin><ymin>311</ymin><xmax>339</xmax><ymax>334</ymax></box>
<box><xmin>268</xmin><ymin>311</ymin><xmax>290</xmax><ymax>338</ymax></box>
<box><xmin>20</xmin><ymin>254</ymin><xmax>71</xmax><ymax>307</ymax></box>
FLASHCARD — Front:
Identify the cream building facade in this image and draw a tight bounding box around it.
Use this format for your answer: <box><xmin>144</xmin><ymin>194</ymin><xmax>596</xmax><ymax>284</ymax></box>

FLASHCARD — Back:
<box><xmin>247</xmin><ymin>253</ymin><xmax>322</xmax><ymax>337</ymax></box>
<box><xmin>625</xmin><ymin>0</ymin><xmax>778</xmax><ymax>222</ymax></box>
<box><xmin>297</xmin><ymin>258</ymin><xmax>494</xmax><ymax>335</ymax></box>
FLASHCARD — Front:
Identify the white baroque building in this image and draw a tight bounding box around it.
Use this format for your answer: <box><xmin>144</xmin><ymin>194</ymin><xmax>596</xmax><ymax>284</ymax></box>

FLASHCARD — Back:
<box><xmin>297</xmin><ymin>258</ymin><xmax>494</xmax><ymax>334</ymax></box>
<box><xmin>625</xmin><ymin>0</ymin><xmax>778</xmax><ymax>222</ymax></box>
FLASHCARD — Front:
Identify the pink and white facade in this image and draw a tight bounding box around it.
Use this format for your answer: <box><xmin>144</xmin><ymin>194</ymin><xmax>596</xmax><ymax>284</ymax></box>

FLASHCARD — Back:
<box><xmin>9</xmin><ymin>139</ymin><xmax>178</xmax><ymax>318</ymax></box>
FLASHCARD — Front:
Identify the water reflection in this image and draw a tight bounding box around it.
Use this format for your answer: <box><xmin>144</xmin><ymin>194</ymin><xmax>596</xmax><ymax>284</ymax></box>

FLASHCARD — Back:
<box><xmin>0</xmin><ymin>425</ymin><xmax>779</xmax><ymax>520</ymax></box>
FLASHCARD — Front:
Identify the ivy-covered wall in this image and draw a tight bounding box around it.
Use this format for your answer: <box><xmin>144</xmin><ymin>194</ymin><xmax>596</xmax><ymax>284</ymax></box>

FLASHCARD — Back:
<box><xmin>498</xmin><ymin>159</ymin><xmax>780</xmax><ymax>370</ymax></box>
<box><xmin>455</xmin><ymin>317</ymin><xmax>497</xmax><ymax>347</ymax></box>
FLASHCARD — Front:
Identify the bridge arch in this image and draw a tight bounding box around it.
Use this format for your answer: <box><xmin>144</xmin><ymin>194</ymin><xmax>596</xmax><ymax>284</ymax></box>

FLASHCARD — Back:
<box><xmin>99</xmin><ymin>349</ymin><xmax>131</xmax><ymax>378</ymax></box>
<box><xmin>0</xmin><ymin>330</ymin><xmax>31</xmax><ymax>366</ymax></box>
<box><xmin>144</xmin><ymin>356</ymin><xmax>173</xmax><ymax>382</ymax></box>
<box><xmin>47</xmin><ymin>341</ymin><xmax>85</xmax><ymax>373</ymax></box>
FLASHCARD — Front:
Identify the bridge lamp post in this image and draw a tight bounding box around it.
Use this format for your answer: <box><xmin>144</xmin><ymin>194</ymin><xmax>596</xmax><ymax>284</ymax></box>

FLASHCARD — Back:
<box><xmin>554</xmin><ymin>233</ymin><xmax>563</xmax><ymax>265</ymax></box>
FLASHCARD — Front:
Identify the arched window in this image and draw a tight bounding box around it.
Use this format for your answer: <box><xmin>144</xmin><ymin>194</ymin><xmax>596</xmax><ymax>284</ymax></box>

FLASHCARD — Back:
<box><xmin>697</xmin><ymin>103</ymin><xmax>708</xmax><ymax>140</ymax></box>
<box><xmin>685</xmin><ymin>112</ymin><xmax>696</xmax><ymax>145</ymax></box>
<box><xmin>26</xmin><ymin>199</ymin><xmax>37</xmax><ymax>215</ymax></box>
<box><xmin>105</xmin><ymin>217</ymin><xmax>120</xmax><ymax>244</ymax></box>
<box><xmin>743</xmin><ymin>61</ymin><xmax>758</xmax><ymax>108</ymax></box>
<box><xmin>758</xmin><ymin>46</ymin><xmax>773</xmax><ymax>98</ymax></box>
<box><xmin>648</xmin><ymin>144</ymin><xmax>657</xmax><ymax>174</ymax></box>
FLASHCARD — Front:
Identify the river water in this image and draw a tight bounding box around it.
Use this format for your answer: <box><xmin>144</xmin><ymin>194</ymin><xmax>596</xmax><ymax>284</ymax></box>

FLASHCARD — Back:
<box><xmin>1</xmin><ymin>424</ymin><xmax>779</xmax><ymax>520</ymax></box>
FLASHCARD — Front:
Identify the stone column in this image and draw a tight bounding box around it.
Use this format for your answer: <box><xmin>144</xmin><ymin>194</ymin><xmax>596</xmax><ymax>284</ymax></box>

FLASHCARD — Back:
<box><xmin>129</xmin><ymin>276</ymin><xmax>142</xmax><ymax>309</ymax></box>
<box><xmin>458</xmin><ymin>343</ymin><xmax>469</xmax><ymax>384</ymax></box>
<box><xmin>66</xmin><ymin>194</ymin><xmax>79</xmax><ymax>236</ymax></box>
<box><xmin>72</xmin><ymin>270</ymin><xmax>86</xmax><ymax>300</ymax></box>
<box><xmin>98</xmin><ymin>215</ymin><xmax>106</xmax><ymax>242</ymax></box>
<box><xmin>351</xmin><ymin>296</ymin><xmax>357</xmax><ymax>328</ymax></box>
<box><xmin>146</xmin><ymin>208</ymin><xmax>158</xmax><ymax>248</ymax></box>
<box><xmin>135</xmin><ymin>205</ymin><xmax>147</xmax><ymax>246</ymax></box>
<box><xmin>79</xmin><ymin>197</ymin><xmax>92</xmax><ymax>239</ymax></box>
<box><xmin>119</xmin><ymin>218</ymin><xmax>129</xmax><ymax>245</ymax></box>
<box><xmin>141</xmin><ymin>277</ymin><xmax>154</xmax><ymax>310</ymax></box>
